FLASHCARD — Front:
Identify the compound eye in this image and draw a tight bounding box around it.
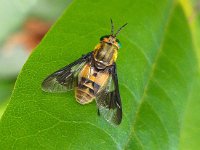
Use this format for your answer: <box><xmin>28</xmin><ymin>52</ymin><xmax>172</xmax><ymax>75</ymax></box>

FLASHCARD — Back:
<box><xmin>100</xmin><ymin>35</ymin><xmax>109</xmax><ymax>41</ymax></box>
<box><xmin>116</xmin><ymin>39</ymin><xmax>122</xmax><ymax>48</ymax></box>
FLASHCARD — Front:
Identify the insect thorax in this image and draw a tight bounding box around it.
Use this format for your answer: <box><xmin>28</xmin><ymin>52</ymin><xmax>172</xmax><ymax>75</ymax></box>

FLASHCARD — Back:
<box><xmin>93</xmin><ymin>42</ymin><xmax>118</xmax><ymax>69</ymax></box>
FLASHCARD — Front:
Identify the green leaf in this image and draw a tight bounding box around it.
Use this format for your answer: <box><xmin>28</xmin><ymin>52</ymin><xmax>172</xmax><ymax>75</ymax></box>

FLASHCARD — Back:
<box><xmin>0</xmin><ymin>0</ymin><xmax>198</xmax><ymax>149</ymax></box>
<box><xmin>179</xmin><ymin>73</ymin><xmax>200</xmax><ymax>150</ymax></box>
<box><xmin>179</xmin><ymin>1</ymin><xmax>200</xmax><ymax>149</ymax></box>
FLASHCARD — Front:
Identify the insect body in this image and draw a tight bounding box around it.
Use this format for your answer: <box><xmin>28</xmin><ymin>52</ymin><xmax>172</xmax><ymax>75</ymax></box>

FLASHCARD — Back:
<box><xmin>42</xmin><ymin>19</ymin><xmax>127</xmax><ymax>125</ymax></box>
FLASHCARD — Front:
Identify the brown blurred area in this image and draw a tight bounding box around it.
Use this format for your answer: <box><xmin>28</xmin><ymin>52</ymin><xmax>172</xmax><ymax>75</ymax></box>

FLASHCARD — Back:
<box><xmin>3</xmin><ymin>18</ymin><xmax>51</xmax><ymax>53</ymax></box>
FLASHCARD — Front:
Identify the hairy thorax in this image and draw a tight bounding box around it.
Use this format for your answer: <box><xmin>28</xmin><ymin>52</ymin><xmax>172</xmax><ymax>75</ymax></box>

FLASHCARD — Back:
<box><xmin>93</xmin><ymin>42</ymin><xmax>118</xmax><ymax>69</ymax></box>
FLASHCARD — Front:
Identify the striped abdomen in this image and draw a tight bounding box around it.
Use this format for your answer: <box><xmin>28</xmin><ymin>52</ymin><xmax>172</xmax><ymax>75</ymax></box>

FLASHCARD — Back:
<box><xmin>75</xmin><ymin>64</ymin><xmax>109</xmax><ymax>104</ymax></box>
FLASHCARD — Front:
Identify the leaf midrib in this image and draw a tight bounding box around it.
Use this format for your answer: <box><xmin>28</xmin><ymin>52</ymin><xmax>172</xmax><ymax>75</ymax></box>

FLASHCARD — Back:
<box><xmin>123</xmin><ymin>2</ymin><xmax>177</xmax><ymax>149</ymax></box>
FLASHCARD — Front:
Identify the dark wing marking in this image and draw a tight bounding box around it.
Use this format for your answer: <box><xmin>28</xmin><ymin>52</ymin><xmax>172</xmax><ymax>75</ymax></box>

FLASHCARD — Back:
<box><xmin>96</xmin><ymin>63</ymin><xmax>122</xmax><ymax>125</ymax></box>
<box><xmin>42</xmin><ymin>52</ymin><xmax>92</xmax><ymax>93</ymax></box>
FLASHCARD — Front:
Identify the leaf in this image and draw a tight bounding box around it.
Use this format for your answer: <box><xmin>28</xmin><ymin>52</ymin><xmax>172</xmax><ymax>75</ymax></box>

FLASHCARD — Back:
<box><xmin>179</xmin><ymin>0</ymin><xmax>200</xmax><ymax>149</ymax></box>
<box><xmin>179</xmin><ymin>74</ymin><xmax>200</xmax><ymax>150</ymax></box>
<box><xmin>0</xmin><ymin>0</ymin><xmax>198</xmax><ymax>149</ymax></box>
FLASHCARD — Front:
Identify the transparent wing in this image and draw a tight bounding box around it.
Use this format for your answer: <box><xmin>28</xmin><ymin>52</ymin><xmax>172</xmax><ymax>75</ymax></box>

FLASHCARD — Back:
<box><xmin>96</xmin><ymin>64</ymin><xmax>122</xmax><ymax>125</ymax></box>
<box><xmin>42</xmin><ymin>52</ymin><xmax>92</xmax><ymax>93</ymax></box>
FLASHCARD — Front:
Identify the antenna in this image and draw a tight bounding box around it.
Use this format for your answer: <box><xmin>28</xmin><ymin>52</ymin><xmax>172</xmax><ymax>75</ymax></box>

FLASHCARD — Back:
<box><xmin>110</xmin><ymin>18</ymin><xmax>114</xmax><ymax>35</ymax></box>
<box><xmin>114</xmin><ymin>23</ymin><xmax>128</xmax><ymax>37</ymax></box>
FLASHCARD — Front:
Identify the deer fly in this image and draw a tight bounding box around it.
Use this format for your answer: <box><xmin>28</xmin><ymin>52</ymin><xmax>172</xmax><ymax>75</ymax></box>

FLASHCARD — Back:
<box><xmin>42</xmin><ymin>19</ymin><xmax>127</xmax><ymax>125</ymax></box>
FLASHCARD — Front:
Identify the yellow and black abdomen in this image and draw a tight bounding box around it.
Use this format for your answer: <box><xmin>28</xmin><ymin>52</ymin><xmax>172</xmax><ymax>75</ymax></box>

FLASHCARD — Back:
<box><xmin>75</xmin><ymin>64</ymin><xmax>109</xmax><ymax>104</ymax></box>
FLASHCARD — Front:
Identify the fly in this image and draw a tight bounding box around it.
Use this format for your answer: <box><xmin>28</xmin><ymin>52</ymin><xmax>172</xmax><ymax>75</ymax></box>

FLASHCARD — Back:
<box><xmin>42</xmin><ymin>19</ymin><xmax>127</xmax><ymax>125</ymax></box>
